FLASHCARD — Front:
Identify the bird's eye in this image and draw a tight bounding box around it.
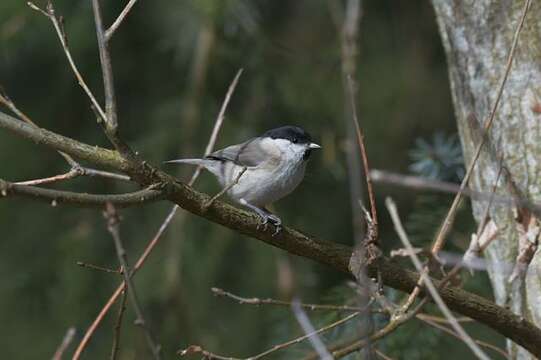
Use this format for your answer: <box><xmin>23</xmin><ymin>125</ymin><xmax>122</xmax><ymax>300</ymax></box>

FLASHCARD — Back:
<box><xmin>292</xmin><ymin>138</ymin><xmax>298</xmax><ymax>143</ymax></box>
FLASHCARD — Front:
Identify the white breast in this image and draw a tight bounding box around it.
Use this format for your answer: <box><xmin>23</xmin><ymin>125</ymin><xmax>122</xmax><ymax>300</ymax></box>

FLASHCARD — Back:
<box><xmin>225</xmin><ymin>138</ymin><xmax>307</xmax><ymax>207</ymax></box>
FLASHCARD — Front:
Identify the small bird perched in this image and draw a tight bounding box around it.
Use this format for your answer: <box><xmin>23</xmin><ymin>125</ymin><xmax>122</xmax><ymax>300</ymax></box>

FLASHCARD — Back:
<box><xmin>165</xmin><ymin>125</ymin><xmax>320</xmax><ymax>234</ymax></box>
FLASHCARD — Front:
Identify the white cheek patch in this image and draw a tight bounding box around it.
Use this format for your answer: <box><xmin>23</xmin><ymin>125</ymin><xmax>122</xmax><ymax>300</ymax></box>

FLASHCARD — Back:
<box><xmin>271</xmin><ymin>138</ymin><xmax>292</xmax><ymax>150</ymax></box>
<box><xmin>270</xmin><ymin>139</ymin><xmax>306</xmax><ymax>159</ymax></box>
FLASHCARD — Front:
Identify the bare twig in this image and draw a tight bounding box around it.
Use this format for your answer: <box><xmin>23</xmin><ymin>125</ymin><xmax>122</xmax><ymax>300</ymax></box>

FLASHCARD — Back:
<box><xmin>178</xmin><ymin>311</ymin><xmax>360</xmax><ymax>360</ymax></box>
<box><xmin>52</xmin><ymin>327</ymin><xmax>76</xmax><ymax>360</ymax></box>
<box><xmin>291</xmin><ymin>298</ymin><xmax>333</xmax><ymax>360</ymax></box>
<box><xmin>81</xmin><ymin>168</ymin><xmax>130</xmax><ymax>181</ymax></box>
<box><xmin>27</xmin><ymin>1</ymin><xmax>108</xmax><ymax>123</ymax></box>
<box><xmin>325</xmin><ymin>309</ymin><xmax>417</xmax><ymax>359</ymax></box>
<box><xmin>431</xmin><ymin>0</ymin><xmax>533</xmax><ymax>256</ymax></box>
<box><xmin>370</xmin><ymin>169</ymin><xmax>541</xmax><ymax>217</ymax></box>
<box><xmin>15</xmin><ymin>166</ymin><xmax>129</xmax><ymax>186</ymax></box>
<box><xmin>416</xmin><ymin>314</ymin><xmax>509</xmax><ymax>359</ymax></box>
<box><xmin>110</xmin><ymin>288</ymin><xmax>128</xmax><ymax>360</ymax></box>
<box><xmin>347</xmin><ymin>76</ymin><xmax>378</xmax><ymax>242</ymax></box>
<box><xmin>1</xmin><ymin>86</ymin><xmax>130</xmax><ymax>182</ymax></box>
<box><xmin>73</xmin><ymin>205</ymin><xmax>177</xmax><ymax>360</ymax></box>
<box><xmin>15</xmin><ymin>169</ymin><xmax>80</xmax><ymax>186</ymax></box>
<box><xmin>508</xmin><ymin>215</ymin><xmax>540</xmax><ymax>284</ymax></box>
<box><xmin>336</xmin><ymin>3</ymin><xmax>376</xmax><ymax>357</ymax></box>
<box><xmin>211</xmin><ymin>287</ymin><xmax>362</xmax><ymax>312</ymax></box>
<box><xmin>73</xmin><ymin>70</ymin><xmax>242</xmax><ymax>359</ymax></box>
<box><xmin>104</xmin><ymin>203</ymin><xmax>161</xmax><ymax>359</ymax></box>
<box><xmin>385</xmin><ymin>197</ymin><xmax>490</xmax><ymax>360</ymax></box>
<box><xmin>0</xmin><ymin>90</ymin><xmax>34</xmax><ymax>125</ymax></box>
<box><xmin>105</xmin><ymin>0</ymin><xmax>139</xmax><ymax>41</ymax></box>
<box><xmin>204</xmin><ymin>167</ymin><xmax>246</xmax><ymax>208</ymax></box>
<box><xmin>91</xmin><ymin>0</ymin><xmax>117</xmax><ymax>132</ymax></box>
<box><xmin>474</xmin><ymin>153</ymin><xmax>504</xmax><ymax>238</ymax></box>
<box><xmin>91</xmin><ymin>0</ymin><xmax>138</xmax><ymax>161</ymax></box>
<box><xmin>338</xmin><ymin>0</ymin><xmax>364</xmax><ymax>240</ymax></box>
<box><xmin>77</xmin><ymin>261</ymin><xmax>121</xmax><ymax>274</ymax></box>
<box><xmin>1</xmin><ymin>90</ymin><xmax>128</xmax><ymax>181</ymax></box>
<box><xmin>415</xmin><ymin>313</ymin><xmax>472</xmax><ymax>324</ymax></box>
<box><xmin>0</xmin><ymin>179</ymin><xmax>162</xmax><ymax>207</ymax></box>
<box><xmin>375</xmin><ymin>349</ymin><xmax>395</xmax><ymax>360</ymax></box>
<box><xmin>190</xmin><ymin>68</ymin><xmax>243</xmax><ymax>183</ymax></box>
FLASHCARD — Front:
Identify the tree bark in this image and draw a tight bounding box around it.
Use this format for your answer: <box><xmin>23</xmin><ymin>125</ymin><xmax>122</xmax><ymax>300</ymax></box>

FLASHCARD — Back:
<box><xmin>2</xmin><ymin>109</ymin><xmax>541</xmax><ymax>356</ymax></box>
<box><xmin>432</xmin><ymin>1</ymin><xmax>541</xmax><ymax>358</ymax></box>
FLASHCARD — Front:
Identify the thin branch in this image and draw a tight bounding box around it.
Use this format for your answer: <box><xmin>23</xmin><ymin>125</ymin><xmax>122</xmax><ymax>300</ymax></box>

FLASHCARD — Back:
<box><xmin>190</xmin><ymin>68</ymin><xmax>244</xmax><ymax>183</ymax></box>
<box><xmin>105</xmin><ymin>0</ymin><xmax>139</xmax><ymax>41</ymax></box>
<box><xmin>27</xmin><ymin>1</ymin><xmax>108</xmax><ymax>123</ymax></box>
<box><xmin>15</xmin><ymin>166</ymin><xmax>130</xmax><ymax>186</ymax></box>
<box><xmin>52</xmin><ymin>327</ymin><xmax>76</xmax><ymax>360</ymax></box>
<box><xmin>464</xmin><ymin>159</ymin><xmax>504</xmax><ymax>268</ymax></box>
<box><xmin>178</xmin><ymin>311</ymin><xmax>360</xmax><ymax>360</ymax></box>
<box><xmin>337</xmin><ymin>3</ymin><xmax>376</xmax><ymax>357</ymax></box>
<box><xmin>211</xmin><ymin>287</ymin><xmax>362</xmax><ymax>312</ymax></box>
<box><xmin>91</xmin><ymin>0</ymin><xmax>117</xmax><ymax>133</ymax></box>
<box><xmin>73</xmin><ymin>205</ymin><xmax>177</xmax><ymax>360</ymax></box>
<box><xmin>110</xmin><ymin>288</ymin><xmax>128</xmax><ymax>360</ymax></box>
<box><xmin>0</xmin><ymin>108</ymin><xmax>127</xmax><ymax>172</ymax></box>
<box><xmin>0</xmin><ymin>91</ymin><xmax>130</xmax><ymax>183</ymax></box>
<box><xmin>415</xmin><ymin>313</ymin><xmax>472</xmax><ymax>324</ymax></box>
<box><xmin>77</xmin><ymin>261</ymin><xmax>121</xmax><ymax>274</ymax></box>
<box><xmin>0</xmin><ymin>91</ymin><xmax>35</xmax><ymax>125</ymax></box>
<box><xmin>370</xmin><ymin>169</ymin><xmax>541</xmax><ymax>217</ymax></box>
<box><xmin>291</xmin><ymin>298</ymin><xmax>333</xmax><ymax>360</ymax></box>
<box><xmin>204</xmin><ymin>167</ymin><xmax>246</xmax><ymax>208</ymax></box>
<box><xmin>15</xmin><ymin>169</ymin><xmax>79</xmax><ymax>186</ymax></box>
<box><xmin>431</xmin><ymin>0</ymin><xmax>532</xmax><ymax>256</ymax></box>
<box><xmin>375</xmin><ymin>349</ymin><xmax>395</xmax><ymax>360</ymax></box>
<box><xmin>104</xmin><ymin>203</ymin><xmax>161</xmax><ymax>359</ymax></box>
<box><xmin>476</xmin><ymin>161</ymin><xmax>504</xmax><ymax>241</ymax></box>
<box><xmin>326</xmin><ymin>309</ymin><xmax>417</xmax><ymax>359</ymax></box>
<box><xmin>0</xmin><ymin>179</ymin><xmax>163</xmax><ymax>208</ymax></box>
<box><xmin>91</xmin><ymin>0</ymin><xmax>138</xmax><ymax>161</ymax></box>
<box><xmin>14</xmin><ymin>164</ymin><xmax>130</xmax><ymax>185</ymax></box>
<box><xmin>338</xmin><ymin>0</ymin><xmax>364</xmax><ymax>241</ymax></box>
<box><xmin>319</xmin><ymin>274</ymin><xmax>426</xmax><ymax>359</ymax></box>
<box><xmin>416</xmin><ymin>314</ymin><xmax>509</xmax><ymax>359</ymax></box>
<box><xmin>347</xmin><ymin>75</ymin><xmax>378</xmax><ymax>242</ymax></box>
<box><xmin>1</xmin><ymin>89</ymin><xmax>77</xmax><ymax>165</ymax></box>
<box><xmin>81</xmin><ymin>167</ymin><xmax>131</xmax><ymax>181</ymax></box>
<box><xmin>73</xmin><ymin>69</ymin><xmax>242</xmax><ymax>359</ymax></box>
<box><xmin>385</xmin><ymin>197</ymin><xmax>490</xmax><ymax>360</ymax></box>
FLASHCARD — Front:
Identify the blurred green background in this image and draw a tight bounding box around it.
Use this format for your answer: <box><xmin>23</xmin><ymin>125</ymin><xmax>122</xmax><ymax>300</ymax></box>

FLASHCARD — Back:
<box><xmin>0</xmin><ymin>1</ymin><xmax>503</xmax><ymax>359</ymax></box>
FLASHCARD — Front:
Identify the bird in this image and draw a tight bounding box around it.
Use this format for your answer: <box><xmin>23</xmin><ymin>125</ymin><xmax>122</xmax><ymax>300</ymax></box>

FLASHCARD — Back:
<box><xmin>165</xmin><ymin>125</ymin><xmax>321</xmax><ymax>234</ymax></box>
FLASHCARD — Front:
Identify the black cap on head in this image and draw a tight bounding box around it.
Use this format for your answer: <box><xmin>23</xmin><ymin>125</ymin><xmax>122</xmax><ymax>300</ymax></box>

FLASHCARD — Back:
<box><xmin>262</xmin><ymin>126</ymin><xmax>312</xmax><ymax>144</ymax></box>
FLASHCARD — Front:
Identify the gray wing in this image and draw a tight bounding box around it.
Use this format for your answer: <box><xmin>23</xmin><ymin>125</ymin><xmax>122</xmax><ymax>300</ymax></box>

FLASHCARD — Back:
<box><xmin>206</xmin><ymin>138</ymin><xmax>269</xmax><ymax>167</ymax></box>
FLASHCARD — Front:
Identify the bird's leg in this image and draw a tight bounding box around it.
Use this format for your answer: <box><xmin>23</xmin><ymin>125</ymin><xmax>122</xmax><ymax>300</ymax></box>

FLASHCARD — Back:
<box><xmin>239</xmin><ymin>199</ymin><xmax>282</xmax><ymax>235</ymax></box>
<box><xmin>262</xmin><ymin>207</ymin><xmax>282</xmax><ymax>235</ymax></box>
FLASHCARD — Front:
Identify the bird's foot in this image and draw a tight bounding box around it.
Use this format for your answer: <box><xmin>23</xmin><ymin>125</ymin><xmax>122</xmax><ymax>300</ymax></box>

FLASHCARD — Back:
<box><xmin>240</xmin><ymin>199</ymin><xmax>282</xmax><ymax>236</ymax></box>
<box><xmin>256</xmin><ymin>213</ymin><xmax>282</xmax><ymax>236</ymax></box>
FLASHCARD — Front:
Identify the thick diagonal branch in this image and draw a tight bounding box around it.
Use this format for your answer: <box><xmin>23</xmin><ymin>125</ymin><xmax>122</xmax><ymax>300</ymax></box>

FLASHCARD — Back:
<box><xmin>1</xmin><ymin>108</ymin><xmax>541</xmax><ymax>356</ymax></box>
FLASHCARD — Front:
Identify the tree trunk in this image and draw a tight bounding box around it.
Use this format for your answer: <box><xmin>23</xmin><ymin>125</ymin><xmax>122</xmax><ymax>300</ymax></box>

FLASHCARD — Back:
<box><xmin>431</xmin><ymin>1</ymin><xmax>541</xmax><ymax>358</ymax></box>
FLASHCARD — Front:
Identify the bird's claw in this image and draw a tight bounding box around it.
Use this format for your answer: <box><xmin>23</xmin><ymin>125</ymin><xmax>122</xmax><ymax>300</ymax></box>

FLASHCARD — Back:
<box><xmin>256</xmin><ymin>214</ymin><xmax>282</xmax><ymax>236</ymax></box>
<box><xmin>267</xmin><ymin>214</ymin><xmax>282</xmax><ymax>236</ymax></box>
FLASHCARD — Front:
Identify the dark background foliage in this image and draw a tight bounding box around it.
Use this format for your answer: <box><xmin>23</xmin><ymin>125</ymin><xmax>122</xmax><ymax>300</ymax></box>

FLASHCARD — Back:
<box><xmin>0</xmin><ymin>0</ymin><xmax>500</xmax><ymax>358</ymax></box>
